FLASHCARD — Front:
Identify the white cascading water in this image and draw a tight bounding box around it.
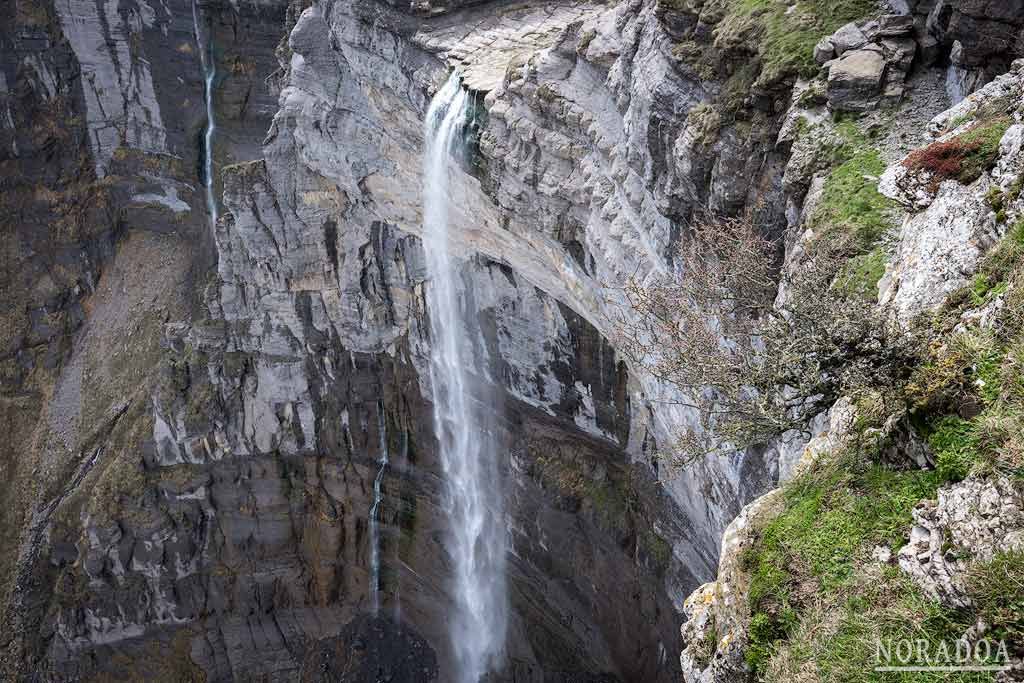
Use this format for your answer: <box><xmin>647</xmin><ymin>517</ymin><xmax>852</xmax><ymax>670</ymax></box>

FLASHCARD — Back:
<box><xmin>369</xmin><ymin>399</ymin><xmax>389</xmax><ymax>613</ymax></box>
<box><xmin>191</xmin><ymin>0</ymin><xmax>218</xmax><ymax>226</ymax></box>
<box><xmin>422</xmin><ymin>72</ymin><xmax>508</xmax><ymax>683</ymax></box>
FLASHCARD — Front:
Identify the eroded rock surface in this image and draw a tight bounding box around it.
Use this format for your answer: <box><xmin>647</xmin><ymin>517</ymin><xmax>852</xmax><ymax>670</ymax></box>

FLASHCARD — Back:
<box><xmin>899</xmin><ymin>476</ymin><xmax>1024</xmax><ymax>607</ymax></box>
<box><xmin>1</xmin><ymin>0</ymin><xmax>793</xmax><ymax>679</ymax></box>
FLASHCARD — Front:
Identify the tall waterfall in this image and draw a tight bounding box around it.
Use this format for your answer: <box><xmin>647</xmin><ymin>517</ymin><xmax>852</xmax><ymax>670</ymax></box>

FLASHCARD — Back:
<box><xmin>369</xmin><ymin>400</ymin><xmax>389</xmax><ymax>613</ymax></box>
<box><xmin>191</xmin><ymin>0</ymin><xmax>217</xmax><ymax>226</ymax></box>
<box><xmin>422</xmin><ymin>72</ymin><xmax>508</xmax><ymax>683</ymax></box>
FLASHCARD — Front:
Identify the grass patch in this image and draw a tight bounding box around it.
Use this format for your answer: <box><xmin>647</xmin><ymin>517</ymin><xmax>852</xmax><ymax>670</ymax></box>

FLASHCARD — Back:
<box><xmin>742</xmin><ymin>455</ymin><xmax>945</xmax><ymax>676</ymax></box>
<box><xmin>764</xmin><ymin>564</ymin><xmax>993</xmax><ymax>683</ymax></box>
<box><xmin>835</xmin><ymin>248</ymin><xmax>887</xmax><ymax>301</ymax></box>
<box><xmin>965</xmin><ymin>549</ymin><xmax>1024</xmax><ymax>651</ymax></box>
<box><xmin>927</xmin><ymin>416</ymin><xmax>978</xmax><ymax>483</ymax></box>
<box><xmin>713</xmin><ymin>0</ymin><xmax>878</xmax><ymax>87</ymax></box>
<box><xmin>962</xmin><ymin>220</ymin><xmax>1024</xmax><ymax>306</ymax></box>
<box><xmin>813</xmin><ymin>145</ymin><xmax>895</xmax><ymax>252</ymax></box>
<box><xmin>913</xmin><ymin>224</ymin><xmax>1024</xmax><ymax>479</ymax></box>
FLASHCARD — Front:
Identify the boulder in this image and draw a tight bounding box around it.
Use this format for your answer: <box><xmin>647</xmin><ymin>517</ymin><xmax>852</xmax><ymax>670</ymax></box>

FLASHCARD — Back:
<box><xmin>830</xmin><ymin>21</ymin><xmax>868</xmax><ymax>56</ymax></box>
<box><xmin>869</xmin><ymin>13</ymin><xmax>915</xmax><ymax>38</ymax></box>
<box><xmin>881</xmin><ymin>36</ymin><xmax>917</xmax><ymax>70</ymax></box>
<box><xmin>827</xmin><ymin>48</ymin><xmax>887</xmax><ymax>112</ymax></box>
<box><xmin>814</xmin><ymin>36</ymin><xmax>835</xmax><ymax>65</ymax></box>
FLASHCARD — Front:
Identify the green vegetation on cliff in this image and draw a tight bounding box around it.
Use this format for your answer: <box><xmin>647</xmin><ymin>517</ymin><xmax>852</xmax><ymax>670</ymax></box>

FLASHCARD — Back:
<box><xmin>713</xmin><ymin>0</ymin><xmax>878</xmax><ymax>85</ymax></box>
<box><xmin>904</xmin><ymin>117</ymin><xmax>1013</xmax><ymax>190</ymax></box>
<box><xmin>741</xmin><ymin>454</ymin><xmax>947</xmax><ymax>677</ymax></box>
<box><xmin>739</xmin><ymin>218</ymin><xmax>1024</xmax><ymax>681</ymax></box>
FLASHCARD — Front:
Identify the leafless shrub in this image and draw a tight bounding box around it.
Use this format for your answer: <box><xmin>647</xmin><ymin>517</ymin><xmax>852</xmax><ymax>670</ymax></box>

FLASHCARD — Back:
<box><xmin>607</xmin><ymin>211</ymin><xmax>909</xmax><ymax>465</ymax></box>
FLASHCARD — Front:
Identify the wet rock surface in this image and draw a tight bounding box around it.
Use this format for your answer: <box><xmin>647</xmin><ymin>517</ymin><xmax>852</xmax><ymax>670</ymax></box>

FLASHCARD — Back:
<box><xmin>3</xmin><ymin>1</ymin><xmax>717</xmax><ymax>678</ymax></box>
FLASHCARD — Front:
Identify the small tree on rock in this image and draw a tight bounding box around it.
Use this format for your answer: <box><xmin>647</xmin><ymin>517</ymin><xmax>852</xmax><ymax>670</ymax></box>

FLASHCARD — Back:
<box><xmin>608</xmin><ymin>211</ymin><xmax>907</xmax><ymax>465</ymax></box>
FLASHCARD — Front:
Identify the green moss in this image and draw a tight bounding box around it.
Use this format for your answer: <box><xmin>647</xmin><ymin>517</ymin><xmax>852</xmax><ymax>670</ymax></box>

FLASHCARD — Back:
<box><xmin>671</xmin><ymin>39</ymin><xmax>719</xmax><ymax>80</ymax></box>
<box><xmin>639</xmin><ymin>528</ymin><xmax>673</xmax><ymax>571</ymax></box>
<box><xmin>1008</xmin><ymin>174</ymin><xmax>1024</xmax><ymax>204</ymax></box>
<box><xmin>782</xmin><ymin>569</ymin><xmax>988</xmax><ymax>683</ymax></box>
<box><xmin>535</xmin><ymin>452</ymin><xmax>630</xmax><ymax>534</ymax></box>
<box><xmin>694</xmin><ymin>612</ymin><xmax>719</xmax><ymax>669</ymax></box>
<box><xmin>948</xmin><ymin>112</ymin><xmax>975</xmax><ymax>130</ymax></box>
<box><xmin>720</xmin><ymin>60</ymin><xmax>761</xmax><ymax>116</ymax></box>
<box><xmin>814</xmin><ymin>148</ymin><xmax>895</xmax><ymax>251</ymax></box>
<box><xmin>687</xmin><ymin>102</ymin><xmax>723</xmax><ymax>146</ymax></box>
<box><xmin>835</xmin><ymin>248</ymin><xmax>887</xmax><ymax>301</ymax></box>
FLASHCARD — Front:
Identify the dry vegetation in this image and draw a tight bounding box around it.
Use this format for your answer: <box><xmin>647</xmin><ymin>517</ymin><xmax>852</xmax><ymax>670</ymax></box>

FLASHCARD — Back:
<box><xmin>609</xmin><ymin>211</ymin><xmax>908</xmax><ymax>464</ymax></box>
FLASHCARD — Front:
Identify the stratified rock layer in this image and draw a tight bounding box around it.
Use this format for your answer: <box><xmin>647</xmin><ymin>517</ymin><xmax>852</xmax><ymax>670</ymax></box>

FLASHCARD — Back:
<box><xmin>1</xmin><ymin>0</ymin><xmax>792</xmax><ymax>679</ymax></box>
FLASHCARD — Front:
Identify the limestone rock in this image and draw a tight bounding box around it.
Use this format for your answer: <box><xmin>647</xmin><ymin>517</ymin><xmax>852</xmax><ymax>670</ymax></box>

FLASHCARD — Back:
<box><xmin>880</xmin><ymin>180</ymin><xmax>1000</xmax><ymax>323</ymax></box>
<box><xmin>899</xmin><ymin>476</ymin><xmax>1024</xmax><ymax>608</ymax></box>
<box><xmin>679</xmin><ymin>490</ymin><xmax>784</xmax><ymax>683</ymax></box>
<box><xmin>814</xmin><ymin>37</ymin><xmax>836</xmax><ymax>65</ymax></box>
<box><xmin>869</xmin><ymin>13</ymin><xmax>915</xmax><ymax>39</ymax></box>
<box><xmin>831</xmin><ymin>22</ymin><xmax>869</xmax><ymax>56</ymax></box>
<box><xmin>879</xmin><ymin>63</ymin><xmax>1024</xmax><ymax>323</ymax></box>
<box><xmin>828</xmin><ymin>48</ymin><xmax>887</xmax><ymax>112</ymax></box>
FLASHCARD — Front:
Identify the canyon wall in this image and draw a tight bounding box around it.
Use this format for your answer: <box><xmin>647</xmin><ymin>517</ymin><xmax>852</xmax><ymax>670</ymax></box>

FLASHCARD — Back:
<box><xmin>3</xmin><ymin>0</ymin><xmax>1020</xmax><ymax>680</ymax></box>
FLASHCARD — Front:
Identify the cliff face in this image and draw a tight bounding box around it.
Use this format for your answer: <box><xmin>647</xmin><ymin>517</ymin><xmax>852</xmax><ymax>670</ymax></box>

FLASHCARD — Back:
<box><xmin>2</xmin><ymin>0</ymin><xmax>1021</xmax><ymax>681</ymax></box>
<box><xmin>680</xmin><ymin>34</ymin><xmax>1024</xmax><ymax>683</ymax></box>
<box><xmin>1</xmin><ymin>0</ymin><xmax>784</xmax><ymax>679</ymax></box>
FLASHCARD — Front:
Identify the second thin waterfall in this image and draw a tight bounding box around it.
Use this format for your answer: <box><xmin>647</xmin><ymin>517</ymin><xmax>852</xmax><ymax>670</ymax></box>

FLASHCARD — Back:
<box><xmin>191</xmin><ymin>0</ymin><xmax>217</xmax><ymax>226</ymax></box>
<box><xmin>422</xmin><ymin>72</ymin><xmax>508</xmax><ymax>683</ymax></box>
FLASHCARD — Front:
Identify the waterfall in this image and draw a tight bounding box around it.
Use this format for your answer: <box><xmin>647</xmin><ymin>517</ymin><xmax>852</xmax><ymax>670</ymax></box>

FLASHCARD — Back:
<box><xmin>369</xmin><ymin>400</ymin><xmax>389</xmax><ymax>613</ymax></box>
<box><xmin>422</xmin><ymin>72</ymin><xmax>508</xmax><ymax>683</ymax></box>
<box><xmin>191</xmin><ymin>0</ymin><xmax>217</xmax><ymax>226</ymax></box>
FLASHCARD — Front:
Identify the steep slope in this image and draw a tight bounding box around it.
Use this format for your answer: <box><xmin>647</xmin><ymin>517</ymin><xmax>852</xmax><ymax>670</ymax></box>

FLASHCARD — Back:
<box><xmin>680</xmin><ymin>42</ymin><xmax>1024</xmax><ymax>683</ymax></box>
<box><xmin>2</xmin><ymin>0</ymin><xmax>787</xmax><ymax>678</ymax></box>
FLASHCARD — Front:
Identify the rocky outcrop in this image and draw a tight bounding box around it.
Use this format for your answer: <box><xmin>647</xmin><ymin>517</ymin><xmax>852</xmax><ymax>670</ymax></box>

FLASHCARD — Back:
<box><xmin>11</xmin><ymin>0</ymin><xmax>1023</xmax><ymax>679</ymax></box>
<box><xmin>819</xmin><ymin>15</ymin><xmax>917</xmax><ymax>112</ymax></box>
<box><xmin>679</xmin><ymin>489</ymin><xmax>783</xmax><ymax>683</ymax></box>
<box><xmin>680</xmin><ymin>30</ymin><xmax>1024</xmax><ymax>681</ymax></box>
<box><xmin>879</xmin><ymin>60</ymin><xmax>1024</xmax><ymax>323</ymax></box>
<box><xmin>900</xmin><ymin>0</ymin><xmax>1024</xmax><ymax>100</ymax></box>
<box><xmin>899</xmin><ymin>475</ymin><xmax>1024</xmax><ymax>607</ymax></box>
<box><xmin>679</xmin><ymin>398</ymin><xmax>861</xmax><ymax>683</ymax></box>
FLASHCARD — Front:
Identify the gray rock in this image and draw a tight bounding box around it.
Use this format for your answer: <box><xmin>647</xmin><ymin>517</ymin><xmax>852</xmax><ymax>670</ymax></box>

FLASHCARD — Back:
<box><xmin>814</xmin><ymin>37</ymin><xmax>836</xmax><ymax>65</ymax></box>
<box><xmin>1</xmin><ymin>0</ymin><xmax>791</xmax><ymax>679</ymax></box>
<box><xmin>899</xmin><ymin>476</ymin><xmax>1024</xmax><ymax>608</ymax></box>
<box><xmin>916</xmin><ymin>30</ymin><xmax>943</xmax><ymax>67</ymax></box>
<box><xmin>680</xmin><ymin>490</ymin><xmax>784</xmax><ymax>683</ymax></box>
<box><xmin>827</xmin><ymin>49</ymin><xmax>887</xmax><ymax>112</ymax></box>
<box><xmin>879</xmin><ymin>180</ymin><xmax>1000</xmax><ymax>322</ymax></box>
<box><xmin>882</xmin><ymin>36</ymin><xmax>919</xmax><ymax>71</ymax></box>
<box><xmin>830</xmin><ymin>21</ymin><xmax>868</xmax><ymax>56</ymax></box>
<box><xmin>869</xmin><ymin>13</ymin><xmax>915</xmax><ymax>38</ymax></box>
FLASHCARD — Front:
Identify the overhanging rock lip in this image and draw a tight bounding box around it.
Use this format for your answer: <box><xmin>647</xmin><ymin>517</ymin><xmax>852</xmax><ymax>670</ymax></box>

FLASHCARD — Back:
<box><xmin>410</xmin><ymin>0</ymin><xmax>607</xmax><ymax>93</ymax></box>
